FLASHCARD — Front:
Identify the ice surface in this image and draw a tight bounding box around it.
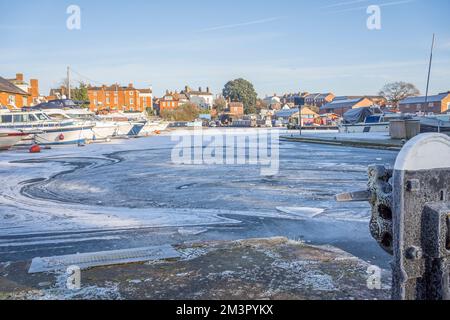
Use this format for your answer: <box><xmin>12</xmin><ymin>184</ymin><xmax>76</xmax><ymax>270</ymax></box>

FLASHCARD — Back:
<box><xmin>0</xmin><ymin>129</ymin><xmax>398</xmax><ymax>263</ymax></box>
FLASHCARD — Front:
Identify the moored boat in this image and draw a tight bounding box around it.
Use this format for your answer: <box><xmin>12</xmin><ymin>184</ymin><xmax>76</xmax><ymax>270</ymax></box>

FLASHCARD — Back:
<box><xmin>0</xmin><ymin>109</ymin><xmax>93</xmax><ymax>145</ymax></box>
<box><xmin>338</xmin><ymin>107</ymin><xmax>401</xmax><ymax>134</ymax></box>
<box><xmin>0</xmin><ymin>129</ymin><xmax>27</xmax><ymax>150</ymax></box>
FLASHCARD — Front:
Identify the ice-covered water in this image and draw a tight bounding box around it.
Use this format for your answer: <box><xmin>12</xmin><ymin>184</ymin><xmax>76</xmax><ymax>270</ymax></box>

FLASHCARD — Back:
<box><xmin>0</xmin><ymin>129</ymin><xmax>398</xmax><ymax>265</ymax></box>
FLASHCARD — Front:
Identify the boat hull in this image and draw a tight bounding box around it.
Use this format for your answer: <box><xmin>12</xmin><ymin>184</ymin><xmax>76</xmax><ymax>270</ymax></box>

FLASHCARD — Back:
<box><xmin>91</xmin><ymin>124</ymin><xmax>117</xmax><ymax>140</ymax></box>
<box><xmin>338</xmin><ymin>122</ymin><xmax>390</xmax><ymax>134</ymax></box>
<box><xmin>114</xmin><ymin>122</ymin><xmax>146</xmax><ymax>137</ymax></box>
<box><xmin>140</xmin><ymin>122</ymin><xmax>169</xmax><ymax>136</ymax></box>
<box><xmin>0</xmin><ymin>131</ymin><xmax>26</xmax><ymax>150</ymax></box>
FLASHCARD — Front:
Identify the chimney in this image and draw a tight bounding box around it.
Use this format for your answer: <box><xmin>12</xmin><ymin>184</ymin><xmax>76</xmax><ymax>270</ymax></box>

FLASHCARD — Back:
<box><xmin>128</xmin><ymin>83</ymin><xmax>133</xmax><ymax>88</ymax></box>
<box><xmin>206</xmin><ymin>87</ymin><xmax>210</xmax><ymax>93</ymax></box>
<box><xmin>199</xmin><ymin>87</ymin><xmax>202</xmax><ymax>92</ymax></box>
<box><xmin>16</xmin><ymin>73</ymin><xmax>24</xmax><ymax>81</ymax></box>
<box><xmin>30</xmin><ymin>79</ymin><xmax>39</xmax><ymax>97</ymax></box>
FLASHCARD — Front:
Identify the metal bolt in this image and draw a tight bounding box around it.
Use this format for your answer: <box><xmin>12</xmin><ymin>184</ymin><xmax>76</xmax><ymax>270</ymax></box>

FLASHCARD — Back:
<box><xmin>406</xmin><ymin>246</ymin><xmax>423</xmax><ymax>260</ymax></box>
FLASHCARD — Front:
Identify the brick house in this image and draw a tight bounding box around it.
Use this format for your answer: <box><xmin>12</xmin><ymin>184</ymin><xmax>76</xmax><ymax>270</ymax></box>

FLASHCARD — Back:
<box><xmin>138</xmin><ymin>88</ymin><xmax>154</xmax><ymax>111</ymax></box>
<box><xmin>0</xmin><ymin>76</ymin><xmax>30</xmax><ymax>109</ymax></box>
<box><xmin>158</xmin><ymin>91</ymin><xmax>190</xmax><ymax>113</ymax></box>
<box><xmin>6</xmin><ymin>73</ymin><xmax>41</xmax><ymax>106</ymax></box>
<box><xmin>320</xmin><ymin>97</ymin><xmax>374</xmax><ymax>116</ymax></box>
<box><xmin>226</xmin><ymin>102</ymin><xmax>244</xmax><ymax>117</ymax></box>
<box><xmin>304</xmin><ymin>93</ymin><xmax>335</xmax><ymax>107</ymax></box>
<box><xmin>398</xmin><ymin>92</ymin><xmax>450</xmax><ymax>114</ymax></box>
<box><xmin>86</xmin><ymin>83</ymin><xmax>152</xmax><ymax>112</ymax></box>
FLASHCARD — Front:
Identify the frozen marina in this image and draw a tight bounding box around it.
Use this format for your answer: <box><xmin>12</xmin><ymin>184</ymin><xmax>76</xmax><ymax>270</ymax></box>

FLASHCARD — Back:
<box><xmin>0</xmin><ymin>129</ymin><xmax>397</xmax><ymax>268</ymax></box>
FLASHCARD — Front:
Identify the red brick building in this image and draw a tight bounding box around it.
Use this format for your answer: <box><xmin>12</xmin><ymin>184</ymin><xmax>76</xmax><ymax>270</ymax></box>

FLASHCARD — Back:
<box><xmin>224</xmin><ymin>102</ymin><xmax>244</xmax><ymax>118</ymax></box>
<box><xmin>304</xmin><ymin>93</ymin><xmax>335</xmax><ymax>108</ymax></box>
<box><xmin>5</xmin><ymin>73</ymin><xmax>40</xmax><ymax>106</ymax></box>
<box><xmin>158</xmin><ymin>91</ymin><xmax>189</xmax><ymax>113</ymax></box>
<box><xmin>0</xmin><ymin>76</ymin><xmax>30</xmax><ymax>109</ymax></box>
<box><xmin>320</xmin><ymin>97</ymin><xmax>374</xmax><ymax>116</ymax></box>
<box><xmin>399</xmin><ymin>92</ymin><xmax>450</xmax><ymax>114</ymax></box>
<box><xmin>86</xmin><ymin>83</ymin><xmax>152</xmax><ymax>112</ymax></box>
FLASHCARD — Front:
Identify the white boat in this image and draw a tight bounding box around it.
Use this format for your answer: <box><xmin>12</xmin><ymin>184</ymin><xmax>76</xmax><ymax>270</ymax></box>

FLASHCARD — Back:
<box><xmin>96</xmin><ymin>113</ymin><xmax>147</xmax><ymax>137</ymax></box>
<box><xmin>140</xmin><ymin>121</ymin><xmax>169</xmax><ymax>136</ymax></box>
<box><xmin>34</xmin><ymin>100</ymin><xmax>146</xmax><ymax>140</ymax></box>
<box><xmin>43</xmin><ymin>108</ymin><xmax>117</xmax><ymax>141</ymax></box>
<box><xmin>338</xmin><ymin>107</ymin><xmax>401</xmax><ymax>134</ymax></box>
<box><xmin>0</xmin><ymin>129</ymin><xmax>27</xmax><ymax>150</ymax></box>
<box><xmin>0</xmin><ymin>109</ymin><xmax>93</xmax><ymax>145</ymax></box>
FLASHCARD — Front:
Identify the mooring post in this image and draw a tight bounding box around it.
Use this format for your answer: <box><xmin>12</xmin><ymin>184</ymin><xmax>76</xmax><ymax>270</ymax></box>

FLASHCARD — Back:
<box><xmin>337</xmin><ymin>133</ymin><xmax>450</xmax><ymax>300</ymax></box>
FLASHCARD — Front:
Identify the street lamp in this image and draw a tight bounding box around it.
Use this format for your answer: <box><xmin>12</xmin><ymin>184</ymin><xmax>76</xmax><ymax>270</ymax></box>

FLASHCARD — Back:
<box><xmin>298</xmin><ymin>106</ymin><xmax>302</xmax><ymax>136</ymax></box>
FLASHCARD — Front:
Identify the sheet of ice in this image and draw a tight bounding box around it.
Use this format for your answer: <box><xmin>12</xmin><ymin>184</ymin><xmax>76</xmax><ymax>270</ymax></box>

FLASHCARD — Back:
<box><xmin>28</xmin><ymin>244</ymin><xmax>181</xmax><ymax>273</ymax></box>
<box><xmin>0</xmin><ymin>130</ymin><xmax>397</xmax><ymax>246</ymax></box>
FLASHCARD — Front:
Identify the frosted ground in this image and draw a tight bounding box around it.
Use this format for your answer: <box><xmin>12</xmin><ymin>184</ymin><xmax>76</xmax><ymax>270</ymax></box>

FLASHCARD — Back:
<box><xmin>0</xmin><ymin>129</ymin><xmax>397</xmax><ymax>267</ymax></box>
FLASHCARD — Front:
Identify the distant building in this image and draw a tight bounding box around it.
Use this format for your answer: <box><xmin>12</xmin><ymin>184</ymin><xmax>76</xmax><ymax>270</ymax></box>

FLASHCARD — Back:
<box><xmin>304</xmin><ymin>93</ymin><xmax>335</xmax><ymax>107</ymax></box>
<box><xmin>86</xmin><ymin>83</ymin><xmax>152</xmax><ymax>112</ymax></box>
<box><xmin>138</xmin><ymin>88</ymin><xmax>154</xmax><ymax>111</ymax></box>
<box><xmin>48</xmin><ymin>83</ymin><xmax>153</xmax><ymax>112</ymax></box>
<box><xmin>6</xmin><ymin>73</ymin><xmax>41</xmax><ymax>106</ymax></box>
<box><xmin>398</xmin><ymin>92</ymin><xmax>450</xmax><ymax>114</ymax></box>
<box><xmin>320</xmin><ymin>97</ymin><xmax>374</xmax><ymax>116</ymax></box>
<box><xmin>225</xmin><ymin>102</ymin><xmax>244</xmax><ymax>118</ymax></box>
<box><xmin>334</xmin><ymin>95</ymin><xmax>387</xmax><ymax>107</ymax></box>
<box><xmin>159</xmin><ymin>91</ymin><xmax>180</xmax><ymax>112</ymax></box>
<box><xmin>181</xmin><ymin>86</ymin><xmax>214</xmax><ymax>109</ymax></box>
<box><xmin>282</xmin><ymin>92</ymin><xmax>309</xmax><ymax>106</ymax></box>
<box><xmin>0</xmin><ymin>76</ymin><xmax>30</xmax><ymax>109</ymax></box>
<box><xmin>275</xmin><ymin>106</ymin><xmax>318</xmax><ymax>126</ymax></box>
<box><xmin>263</xmin><ymin>95</ymin><xmax>281</xmax><ymax>108</ymax></box>
<box><xmin>48</xmin><ymin>87</ymin><xmax>70</xmax><ymax>100</ymax></box>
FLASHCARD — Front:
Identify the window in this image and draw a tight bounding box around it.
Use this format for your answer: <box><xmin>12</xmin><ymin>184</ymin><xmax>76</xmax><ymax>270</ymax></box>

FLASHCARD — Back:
<box><xmin>130</xmin><ymin>98</ymin><xmax>134</xmax><ymax>105</ymax></box>
<box><xmin>23</xmin><ymin>96</ymin><xmax>28</xmax><ymax>106</ymax></box>
<box><xmin>13</xmin><ymin>115</ymin><xmax>25</xmax><ymax>123</ymax></box>
<box><xmin>8</xmin><ymin>95</ymin><xmax>15</xmax><ymax>105</ymax></box>
<box><xmin>35</xmin><ymin>113</ymin><xmax>48</xmax><ymax>120</ymax></box>
<box><xmin>106</xmin><ymin>97</ymin><xmax>110</xmax><ymax>104</ymax></box>
<box><xmin>0</xmin><ymin>115</ymin><xmax>12</xmax><ymax>123</ymax></box>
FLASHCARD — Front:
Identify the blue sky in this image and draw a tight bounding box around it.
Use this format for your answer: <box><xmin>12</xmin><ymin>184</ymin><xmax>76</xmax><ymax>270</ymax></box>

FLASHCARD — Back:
<box><xmin>1</xmin><ymin>0</ymin><xmax>449</xmax><ymax>97</ymax></box>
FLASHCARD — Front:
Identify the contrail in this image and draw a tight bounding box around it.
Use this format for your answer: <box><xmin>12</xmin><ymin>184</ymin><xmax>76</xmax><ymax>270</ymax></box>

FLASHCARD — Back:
<box><xmin>328</xmin><ymin>0</ymin><xmax>416</xmax><ymax>13</ymax></box>
<box><xmin>320</xmin><ymin>0</ymin><xmax>368</xmax><ymax>9</ymax></box>
<box><xmin>198</xmin><ymin>17</ymin><xmax>281</xmax><ymax>32</ymax></box>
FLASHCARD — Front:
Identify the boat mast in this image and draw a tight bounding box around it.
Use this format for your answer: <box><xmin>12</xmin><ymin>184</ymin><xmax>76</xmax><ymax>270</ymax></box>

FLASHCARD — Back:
<box><xmin>425</xmin><ymin>34</ymin><xmax>435</xmax><ymax>105</ymax></box>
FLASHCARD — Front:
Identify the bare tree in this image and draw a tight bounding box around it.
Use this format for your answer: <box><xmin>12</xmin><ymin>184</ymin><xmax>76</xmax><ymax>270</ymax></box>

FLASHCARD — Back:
<box><xmin>379</xmin><ymin>82</ymin><xmax>420</xmax><ymax>108</ymax></box>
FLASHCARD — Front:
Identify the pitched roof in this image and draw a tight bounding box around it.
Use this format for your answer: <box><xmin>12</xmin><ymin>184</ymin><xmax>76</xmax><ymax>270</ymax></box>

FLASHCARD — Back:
<box><xmin>399</xmin><ymin>93</ymin><xmax>450</xmax><ymax>104</ymax></box>
<box><xmin>321</xmin><ymin>98</ymin><xmax>369</xmax><ymax>111</ymax></box>
<box><xmin>305</xmin><ymin>93</ymin><xmax>320</xmax><ymax>99</ymax></box>
<box><xmin>89</xmin><ymin>84</ymin><xmax>136</xmax><ymax>91</ymax></box>
<box><xmin>0</xmin><ymin>76</ymin><xmax>29</xmax><ymax>95</ymax></box>
<box><xmin>275</xmin><ymin>106</ymin><xmax>317</xmax><ymax>118</ymax></box>
<box><xmin>316</xmin><ymin>93</ymin><xmax>333</xmax><ymax>99</ymax></box>
<box><xmin>186</xmin><ymin>90</ymin><xmax>213</xmax><ymax>96</ymax></box>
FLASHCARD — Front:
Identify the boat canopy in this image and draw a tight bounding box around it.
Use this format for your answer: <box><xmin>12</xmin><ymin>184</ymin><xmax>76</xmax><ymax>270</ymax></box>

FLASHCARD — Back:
<box><xmin>342</xmin><ymin>107</ymin><xmax>379</xmax><ymax>124</ymax></box>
